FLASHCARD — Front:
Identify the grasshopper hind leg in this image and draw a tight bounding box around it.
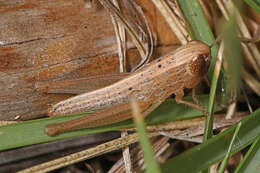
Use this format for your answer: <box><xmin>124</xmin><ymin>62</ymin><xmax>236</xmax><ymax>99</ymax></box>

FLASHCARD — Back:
<box><xmin>175</xmin><ymin>90</ymin><xmax>207</xmax><ymax>115</ymax></box>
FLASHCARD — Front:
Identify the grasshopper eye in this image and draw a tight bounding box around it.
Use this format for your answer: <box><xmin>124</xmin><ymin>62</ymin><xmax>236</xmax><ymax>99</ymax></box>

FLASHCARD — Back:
<box><xmin>186</xmin><ymin>53</ymin><xmax>211</xmax><ymax>77</ymax></box>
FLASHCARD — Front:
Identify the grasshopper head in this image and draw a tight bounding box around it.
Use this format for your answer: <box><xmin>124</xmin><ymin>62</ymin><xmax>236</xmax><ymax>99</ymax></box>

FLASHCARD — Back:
<box><xmin>186</xmin><ymin>41</ymin><xmax>211</xmax><ymax>77</ymax></box>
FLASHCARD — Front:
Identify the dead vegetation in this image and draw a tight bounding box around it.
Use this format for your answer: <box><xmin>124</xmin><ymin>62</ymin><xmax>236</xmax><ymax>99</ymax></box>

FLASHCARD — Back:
<box><xmin>0</xmin><ymin>0</ymin><xmax>259</xmax><ymax>173</ymax></box>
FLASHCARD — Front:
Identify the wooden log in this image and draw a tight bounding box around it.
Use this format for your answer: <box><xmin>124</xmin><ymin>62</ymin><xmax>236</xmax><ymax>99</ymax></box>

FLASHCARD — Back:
<box><xmin>0</xmin><ymin>0</ymin><xmax>179</xmax><ymax>120</ymax></box>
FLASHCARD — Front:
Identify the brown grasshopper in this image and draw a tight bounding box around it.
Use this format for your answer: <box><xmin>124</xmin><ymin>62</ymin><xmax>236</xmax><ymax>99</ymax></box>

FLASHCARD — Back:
<box><xmin>45</xmin><ymin>41</ymin><xmax>211</xmax><ymax>136</ymax></box>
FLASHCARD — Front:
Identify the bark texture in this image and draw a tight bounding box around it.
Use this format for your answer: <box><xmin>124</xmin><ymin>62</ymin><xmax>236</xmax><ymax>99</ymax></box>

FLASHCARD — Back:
<box><xmin>0</xmin><ymin>0</ymin><xmax>179</xmax><ymax>120</ymax></box>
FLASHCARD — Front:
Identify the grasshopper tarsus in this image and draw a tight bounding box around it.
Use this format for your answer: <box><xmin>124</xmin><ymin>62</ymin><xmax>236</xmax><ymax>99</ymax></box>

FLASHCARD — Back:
<box><xmin>45</xmin><ymin>123</ymin><xmax>62</xmax><ymax>136</ymax></box>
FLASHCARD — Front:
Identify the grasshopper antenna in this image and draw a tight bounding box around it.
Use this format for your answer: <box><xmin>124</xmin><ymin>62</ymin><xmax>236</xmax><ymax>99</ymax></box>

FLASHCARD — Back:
<box><xmin>210</xmin><ymin>33</ymin><xmax>223</xmax><ymax>48</ymax></box>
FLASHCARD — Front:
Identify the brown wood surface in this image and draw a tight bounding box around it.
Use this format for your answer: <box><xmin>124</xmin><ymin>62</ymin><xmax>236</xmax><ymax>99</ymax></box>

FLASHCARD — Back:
<box><xmin>0</xmin><ymin>0</ymin><xmax>180</xmax><ymax>120</ymax></box>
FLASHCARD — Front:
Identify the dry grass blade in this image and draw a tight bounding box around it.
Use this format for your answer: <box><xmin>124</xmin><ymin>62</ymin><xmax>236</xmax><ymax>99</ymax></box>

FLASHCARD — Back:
<box><xmin>108</xmin><ymin>137</ymin><xmax>169</xmax><ymax>173</ymax></box>
<box><xmin>126</xmin><ymin>1</ymin><xmax>154</xmax><ymax>71</ymax></box>
<box><xmin>216</xmin><ymin>0</ymin><xmax>260</xmax><ymax>78</ymax></box>
<box><xmin>110</xmin><ymin>0</ymin><xmax>127</xmax><ymax>73</ymax></box>
<box><xmin>242</xmin><ymin>68</ymin><xmax>260</xmax><ymax>96</ymax></box>
<box><xmin>98</xmin><ymin>0</ymin><xmax>153</xmax><ymax>71</ymax></box>
<box><xmin>125</xmin><ymin>117</ymin><xmax>206</xmax><ymax>132</ymax></box>
<box><xmin>98</xmin><ymin>0</ymin><xmax>145</xmax><ymax>56</ymax></box>
<box><xmin>225</xmin><ymin>1</ymin><xmax>260</xmax><ymax>66</ymax></box>
<box><xmin>151</xmin><ymin>0</ymin><xmax>190</xmax><ymax>44</ymax></box>
<box><xmin>85</xmin><ymin>160</ymin><xmax>104</xmax><ymax>173</ymax></box>
<box><xmin>161</xmin><ymin>112</ymin><xmax>246</xmax><ymax>143</ymax></box>
<box><xmin>241</xmin><ymin>43</ymin><xmax>260</xmax><ymax>77</ymax></box>
<box><xmin>121</xmin><ymin>131</ymin><xmax>132</xmax><ymax>173</ymax></box>
<box><xmin>216</xmin><ymin>0</ymin><xmax>230</xmax><ymax>19</ymax></box>
<box><xmin>137</xmin><ymin>137</ymin><xmax>170</xmax><ymax>171</ymax></box>
<box><xmin>225</xmin><ymin>102</ymin><xmax>236</xmax><ymax>119</ymax></box>
<box><xmin>241</xmin><ymin>86</ymin><xmax>253</xmax><ymax>113</ymax></box>
<box><xmin>17</xmin><ymin>132</ymin><xmax>159</xmax><ymax>173</ymax></box>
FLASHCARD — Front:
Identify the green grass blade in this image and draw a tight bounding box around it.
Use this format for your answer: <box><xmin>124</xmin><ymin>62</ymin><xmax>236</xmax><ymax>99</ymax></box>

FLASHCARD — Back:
<box><xmin>178</xmin><ymin>1</ymin><xmax>220</xmax><ymax>161</ymax></box>
<box><xmin>178</xmin><ymin>0</ymin><xmax>218</xmax><ymax>76</ymax></box>
<box><xmin>131</xmin><ymin>98</ymin><xmax>161</xmax><ymax>173</ymax></box>
<box><xmin>245</xmin><ymin>0</ymin><xmax>260</xmax><ymax>13</ymax></box>
<box><xmin>220</xmin><ymin>14</ymin><xmax>243</xmax><ymax>105</ymax></box>
<box><xmin>204</xmin><ymin>13</ymin><xmax>243</xmax><ymax>142</ymax></box>
<box><xmin>218</xmin><ymin>122</ymin><xmax>242</xmax><ymax>173</ymax></box>
<box><xmin>0</xmin><ymin>95</ymin><xmax>219</xmax><ymax>151</ymax></box>
<box><xmin>161</xmin><ymin>108</ymin><xmax>260</xmax><ymax>173</ymax></box>
<box><xmin>234</xmin><ymin>135</ymin><xmax>260</xmax><ymax>173</ymax></box>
